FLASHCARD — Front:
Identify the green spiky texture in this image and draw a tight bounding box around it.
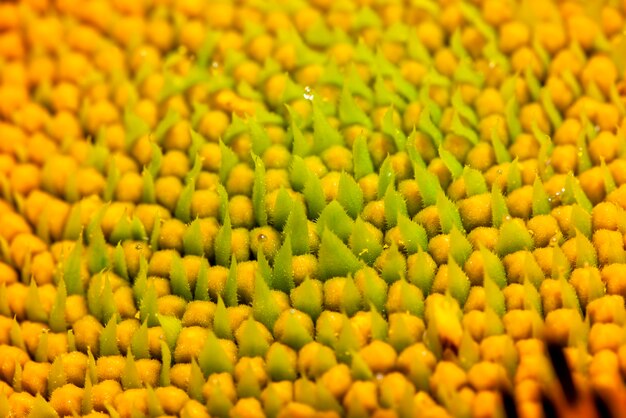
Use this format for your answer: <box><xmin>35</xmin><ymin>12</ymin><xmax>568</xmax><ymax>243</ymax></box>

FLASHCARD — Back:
<box><xmin>317</xmin><ymin>201</ymin><xmax>354</xmax><ymax>242</ymax></box>
<box><xmin>122</xmin><ymin>349</ymin><xmax>142</xmax><ymax>390</ymax></box>
<box><xmin>26</xmin><ymin>281</ymin><xmax>47</xmax><ymax>323</ymax></box>
<box><xmin>215</xmin><ymin>212</ymin><xmax>232</xmax><ymax>267</ymax></box>
<box><xmin>283</xmin><ymin>313</ymin><xmax>315</xmax><ymax>350</ymax></box>
<box><xmin>353</xmin><ymin>136</ymin><xmax>374</xmax><ymax>180</ymax></box>
<box><xmin>285</xmin><ymin>201</ymin><xmax>309</xmax><ymax>255</ymax></box>
<box><xmin>318</xmin><ymin>230</ymin><xmax>362</xmax><ymax>280</ymax></box>
<box><xmin>448</xmin><ymin>257</ymin><xmax>471</xmax><ymax>307</ymax></box>
<box><xmin>100</xmin><ymin>315</ymin><xmax>120</xmax><ymax>356</ymax></box>
<box><xmin>199</xmin><ymin>331</ymin><xmax>234</xmax><ymax>376</ymax></box>
<box><xmin>49</xmin><ymin>281</ymin><xmax>67</xmax><ymax>332</ymax></box>
<box><xmin>238</xmin><ymin>316</ymin><xmax>270</xmax><ymax>357</ymax></box>
<box><xmin>267</xmin><ymin>344</ymin><xmax>297</xmax><ymax>381</ymax></box>
<box><xmin>188</xmin><ymin>359</ymin><xmax>206</xmax><ymax>402</ymax></box>
<box><xmin>273</xmin><ymin>236</ymin><xmax>294</xmax><ymax>293</ymax></box>
<box><xmin>291</xmin><ymin>278</ymin><xmax>323</xmax><ymax>321</ymax></box>
<box><xmin>351</xmin><ymin>217</ymin><xmax>383</xmax><ymax>265</ymax></box>
<box><xmin>8</xmin><ymin>3</ymin><xmax>626</xmax><ymax>417</ymax></box>
<box><xmin>303</xmin><ymin>174</ymin><xmax>326</xmax><ymax>220</ymax></box>
<box><xmin>207</xmin><ymin>383</ymin><xmax>233</xmax><ymax>418</ymax></box>
<box><xmin>130</xmin><ymin>320</ymin><xmax>150</xmax><ymax>359</ymax></box>
<box><xmin>409</xmin><ymin>249</ymin><xmax>436</xmax><ymax>295</ymax></box>
<box><xmin>213</xmin><ymin>296</ymin><xmax>232</xmax><ymax>340</ymax></box>
<box><xmin>253</xmin><ymin>272</ymin><xmax>281</xmax><ymax>331</ymax></box>
<box><xmin>47</xmin><ymin>357</ymin><xmax>66</xmax><ymax>395</ymax></box>
<box><xmin>87</xmin><ymin>273</ymin><xmax>117</xmax><ymax>324</ymax></box>
<box><xmin>495</xmin><ymin>219</ymin><xmax>534</xmax><ymax>256</ymax></box>
<box><xmin>272</xmin><ymin>188</ymin><xmax>294</xmax><ymax>230</ymax></box>
<box><xmin>158</xmin><ymin>315</ymin><xmax>182</xmax><ymax>352</ymax></box>
<box><xmin>62</xmin><ymin>237</ymin><xmax>84</xmax><ymax>295</ymax></box>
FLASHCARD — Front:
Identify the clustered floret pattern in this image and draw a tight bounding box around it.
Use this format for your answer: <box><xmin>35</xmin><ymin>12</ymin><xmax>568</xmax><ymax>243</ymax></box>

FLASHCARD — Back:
<box><xmin>0</xmin><ymin>0</ymin><xmax>626</xmax><ymax>417</ymax></box>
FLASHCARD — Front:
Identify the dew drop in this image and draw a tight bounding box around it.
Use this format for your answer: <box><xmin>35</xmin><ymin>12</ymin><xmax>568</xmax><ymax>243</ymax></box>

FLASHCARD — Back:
<box><xmin>497</xmin><ymin>169</ymin><xmax>503</xmax><ymax>175</ymax></box>
<box><xmin>289</xmin><ymin>309</ymin><xmax>296</xmax><ymax>314</ymax></box>
<box><xmin>376</xmin><ymin>373</ymin><xmax>384</xmax><ymax>380</ymax></box>
<box><xmin>303</xmin><ymin>86</ymin><xmax>314</xmax><ymax>101</ymax></box>
<box><xmin>258</xmin><ymin>234</ymin><xmax>267</xmax><ymax>242</ymax></box>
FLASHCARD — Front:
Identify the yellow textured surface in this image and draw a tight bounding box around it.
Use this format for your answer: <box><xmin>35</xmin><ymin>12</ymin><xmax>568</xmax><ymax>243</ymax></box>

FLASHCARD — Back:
<box><xmin>0</xmin><ymin>0</ymin><xmax>626</xmax><ymax>417</ymax></box>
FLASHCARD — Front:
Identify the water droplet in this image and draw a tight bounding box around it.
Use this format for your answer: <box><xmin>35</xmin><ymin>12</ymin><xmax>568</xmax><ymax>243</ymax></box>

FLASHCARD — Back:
<box><xmin>258</xmin><ymin>234</ymin><xmax>267</xmax><ymax>242</ymax></box>
<box><xmin>303</xmin><ymin>86</ymin><xmax>314</xmax><ymax>101</ymax></box>
<box><xmin>289</xmin><ymin>309</ymin><xmax>296</xmax><ymax>314</ymax></box>
<box><xmin>211</xmin><ymin>61</ymin><xmax>219</xmax><ymax>68</ymax></box>
<box><xmin>497</xmin><ymin>169</ymin><xmax>503</xmax><ymax>175</ymax></box>
<box><xmin>504</xmin><ymin>215</ymin><xmax>512</xmax><ymax>221</ymax></box>
<box><xmin>376</xmin><ymin>373</ymin><xmax>384</xmax><ymax>380</ymax></box>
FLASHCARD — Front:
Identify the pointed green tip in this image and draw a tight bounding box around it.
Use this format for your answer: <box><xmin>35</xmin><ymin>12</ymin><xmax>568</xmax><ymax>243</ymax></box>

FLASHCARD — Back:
<box><xmin>291</xmin><ymin>278</ymin><xmax>323</xmax><ymax>321</ymax></box>
<box><xmin>206</xmin><ymin>380</ymin><xmax>234</xmax><ymax>417</ymax></box>
<box><xmin>236</xmin><ymin>362</ymin><xmax>262</xmax><ymax>399</ymax></box>
<box><xmin>238</xmin><ymin>316</ymin><xmax>270</xmax><ymax>358</ymax></box>
<box><xmin>122</xmin><ymin>349</ymin><xmax>142</xmax><ymax>390</ymax></box>
<box><xmin>350</xmin><ymin>352</ymin><xmax>373</xmax><ymax>381</ymax></box>
<box><xmin>214</xmin><ymin>296</ymin><xmax>233</xmax><ymax>340</ymax></box>
<box><xmin>267</xmin><ymin>344</ymin><xmax>296</xmax><ymax>381</ymax></box>
<box><xmin>100</xmin><ymin>315</ymin><xmax>120</xmax><ymax>356</ymax></box>
<box><xmin>47</xmin><ymin>356</ymin><xmax>67</xmax><ymax>395</ymax></box>
<box><xmin>30</xmin><ymin>394</ymin><xmax>59</xmax><ymax>418</ymax></box>
<box><xmin>276</xmin><ymin>310</ymin><xmax>313</xmax><ymax>350</ymax></box>
<box><xmin>335</xmin><ymin>317</ymin><xmax>361</xmax><ymax>364</ymax></box>
<box><xmin>199</xmin><ymin>331</ymin><xmax>234</xmax><ymax>376</ymax></box>
<box><xmin>130</xmin><ymin>320</ymin><xmax>150</xmax><ymax>360</ymax></box>
<box><xmin>188</xmin><ymin>359</ymin><xmax>206</xmax><ymax>402</ymax></box>
<box><xmin>318</xmin><ymin>229</ymin><xmax>362</xmax><ymax>280</ymax></box>
<box><xmin>447</xmin><ymin>256</ymin><xmax>471</xmax><ymax>307</ymax></box>
<box><xmin>495</xmin><ymin>218</ymin><xmax>534</xmax><ymax>256</ymax></box>
<box><xmin>253</xmin><ymin>271</ymin><xmax>281</xmax><ymax>331</ymax></box>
